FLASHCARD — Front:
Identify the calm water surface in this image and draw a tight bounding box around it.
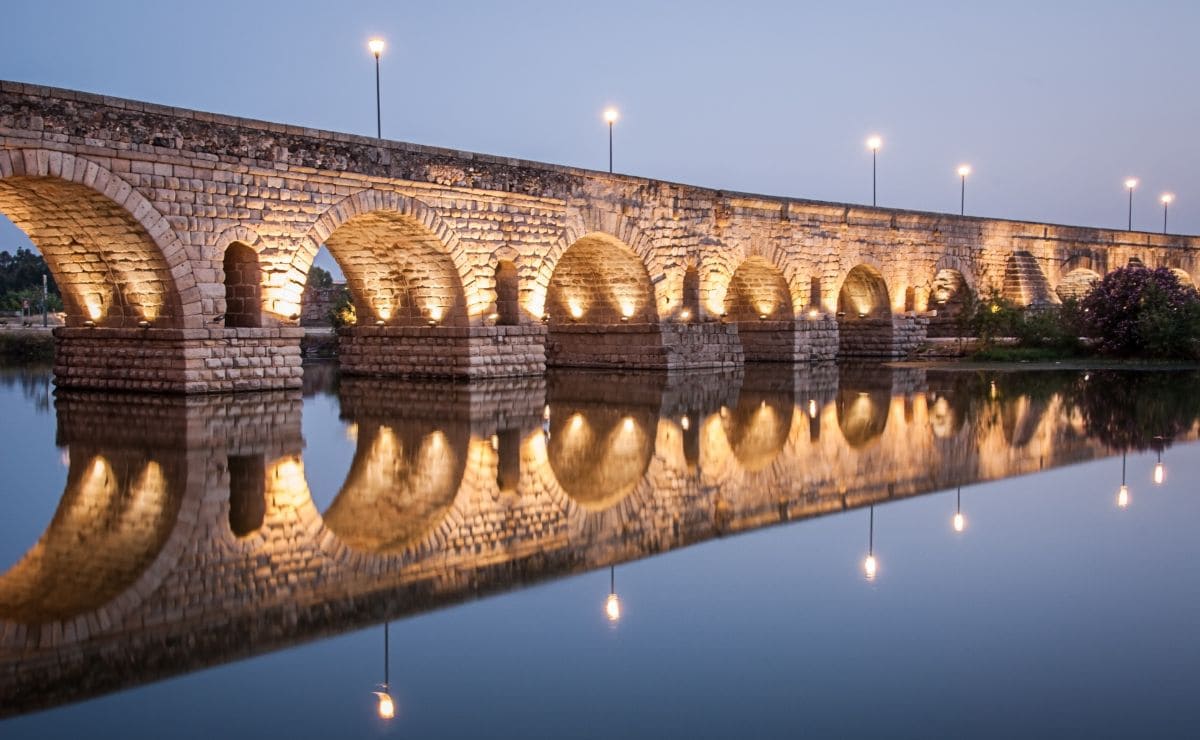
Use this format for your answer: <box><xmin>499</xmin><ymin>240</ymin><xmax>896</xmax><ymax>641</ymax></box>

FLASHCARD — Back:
<box><xmin>1</xmin><ymin>362</ymin><xmax>1199</xmax><ymax>739</ymax></box>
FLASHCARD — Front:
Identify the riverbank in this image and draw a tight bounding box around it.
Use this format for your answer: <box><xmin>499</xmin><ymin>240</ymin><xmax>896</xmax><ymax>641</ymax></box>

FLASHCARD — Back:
<box><xmin>0</xmin><ymin>328</ymin><xmax>54</xmax><ymax>362</ymax></box>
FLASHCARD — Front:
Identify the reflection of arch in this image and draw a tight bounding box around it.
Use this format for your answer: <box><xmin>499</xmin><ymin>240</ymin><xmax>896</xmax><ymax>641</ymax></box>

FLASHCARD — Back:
<box><xmin>1002</xmin><ymin>251</ymin><xmax>1056</xmax><ymax>306</ymax></box>
<box><xmin>494</xmin><ymin>260</ymin><xmax>520</xmax><ymax>325</ymax></box>
<box><xmin>0</xmin><ymin>150</ymin><xmax>192</xmax><ymax>327</ymax></box>
<box><xmin>836</xmin><ymin>367</ymin><xmax>891</xmax><ymax>448</ymax></box>
<box><xmin>721</xmin><ymin>391</ymin><xmax>793</xmax><ymax>472</ymax></box>
<box><xmin>548</xmin><ymin>406</ymin><xmax>655</xmax><ymax>511</ymax></box>
<box><xmin>1001</xmin><ymin>394</ymin><xmax>1050</xmax><ymax>449</ymax></box>
<box><xmin>1056</xmin><ymin>268</ymin><xmax>1101</xmax><ymax>301</ymax></box>
<box><xmin>724</xmin><ymin>256</ymin><xmax>793</xmax><ymax>320</ymax></box>
<box><xmin>927</xmin><ymin>268</ymin><xmax>972</xmax><ymax>337</ymax></box>
<box><xmin>837</xmin><ymin>265</ymin><xmax>893</xmax><ymax>357</ymax></box>
<box><xmin>297</xmin><ymin>190</ymin><xmax>471</xmax><ymax>326</ymax></box>
<box><xmin>322</xmin><ymin>422</ymin><xmax>468</xmax><ymax>554</ymax></box>
<box><xmin>227</xmin><ymin>454</ymin><xmax>266</xmax><ymax>537</ymax></box>
<box><xmin>222</xmin><ymin>242</ymin><xmax>263</xmax><ymax>328</ymax></box>
<box><xmin>545</xmin><ymin>233</ymin><xmax>658</xmax><ymax>324</ymax></box>
<box><xmin>0</xmin><ymin>454</ymin><xmax>183</xmax><ymax>623</ymax></box>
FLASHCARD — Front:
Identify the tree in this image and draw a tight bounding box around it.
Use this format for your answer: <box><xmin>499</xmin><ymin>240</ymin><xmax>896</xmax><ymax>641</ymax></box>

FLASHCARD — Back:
<box><xmin>306</xmin><ymin>265</ymin><xmax>334</xmax><ymax>290</ymax></box>
<box><xmin>1081</xmin><ymin>266</ymin><xmax>1200</xmax><ymax>358</ymax></box>
<box><xmin>0</xmin><ymin>248</ymin><xmax>60</xmax><ymax>311</ymax></box>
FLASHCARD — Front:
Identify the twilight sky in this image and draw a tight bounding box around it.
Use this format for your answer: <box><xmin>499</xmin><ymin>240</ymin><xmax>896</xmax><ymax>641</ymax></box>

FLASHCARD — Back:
<box><xmin>1</xmin><ymin>0</ymin><xmax>1197</xmax><ymax>257</ymax></box>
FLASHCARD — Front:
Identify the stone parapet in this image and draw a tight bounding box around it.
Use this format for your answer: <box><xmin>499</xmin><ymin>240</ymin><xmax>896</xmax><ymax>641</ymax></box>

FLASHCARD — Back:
<box><xmin>337</xmin><ymin>324</ymin><xmax>547</xmax><ymax>379</ymax></box>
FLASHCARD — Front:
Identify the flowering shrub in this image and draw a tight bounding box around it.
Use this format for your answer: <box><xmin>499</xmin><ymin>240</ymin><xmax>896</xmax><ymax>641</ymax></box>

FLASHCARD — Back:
<box><xmin>1081</xmin><ymin>266</ymin><xmax>1200</xmax><ymax>358</ymax></box>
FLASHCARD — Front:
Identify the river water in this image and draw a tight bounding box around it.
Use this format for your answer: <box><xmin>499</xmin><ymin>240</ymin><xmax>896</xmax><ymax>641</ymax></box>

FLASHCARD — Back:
<box><xmin>1</xmin><ymin>362</ymin><xmax>1198</xmax><ymax>739</ymax></box>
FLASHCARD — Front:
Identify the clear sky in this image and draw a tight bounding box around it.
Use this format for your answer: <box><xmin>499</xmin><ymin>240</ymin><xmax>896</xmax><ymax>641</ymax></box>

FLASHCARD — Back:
<box><xmin>2</xmin><ymin>0</ymin><xmax>1198</xmax><ymax>259</ymax></box>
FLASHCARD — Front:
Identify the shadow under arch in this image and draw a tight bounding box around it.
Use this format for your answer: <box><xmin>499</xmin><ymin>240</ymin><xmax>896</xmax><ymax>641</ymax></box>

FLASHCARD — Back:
<box><xmin>0</xmin><ymin>152</ymin><xmax>189</xmax><ymax>328</ymax></box>
<box><xmin>724</xmin><ymin>256</ymin><xmax>797</xmax><ymax>361</ymax></box>
<box><xmin>545</xmin><ymin>370</ymin><xmax>659</xmax><ymax>511</ymax></box>
<box><xmin>0</xmin><ymin>451</ymin><xmax>184</xmax><ymax>624</ymax></box>
<box><xmin>837</xmin><ymin>264</ymin><xmax>893</xmax><ymax>357</ymax></box>
<box><xmin>927</xmin><ymin>267</ymin><xmax>973</xmax><ymax>338</ymax></box>
<box><xmin>719</xmin><ymin>364</ymin><xmax>795</xmax><ymax>472</ymax></box>
<box><xmin>836</xmin><ymin>365</ymin><xmax>892</xmax><ymax>448</ymax></box>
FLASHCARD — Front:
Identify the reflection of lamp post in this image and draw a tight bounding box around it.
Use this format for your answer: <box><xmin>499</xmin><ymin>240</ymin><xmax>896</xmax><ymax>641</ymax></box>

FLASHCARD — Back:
<box><xmin>1153</xmin><ymin>437</ymin><xmax>1165</xmax><ymax>485</ymax></box>
<box><xmin>1117</xmin><ymin>451</ymin><xmax>1129</xmax><ymax>509</ymax></box>
<box><xmin>1125</xmin><ymin>178</ymin><xmax>1138</xmax><ymax>230</ymax></box>
<box><xmin>863</xmin><ymin>504</ymin><xmax>878</xmax><ymax>580</ymax></box>
<box><xmin>952</xmin><ymin>487</ymin><xmax>966</xmax><ymax>533</ymax></box>
<box><xmin>605</xmin><ymin>565</ymin><xmax>622</xmax><ymax>623</ymax></box>
<box><xmin>604</xmin><ymin>108</ymin><xmax>619</xmax><ymax>174</ymax></box>
<box><xmin>866</xmin><ymin>136</ymin><xmax>882</xmax><ymax>206</ymax></box>
<box><xmin>373</xmin><ymin>622</ymin><xmax>395</xmax><ymax>720</ymax></box>
<box><xmin>368</xmin><ymin>39</ymin><xmax>385</xmax><ymax>139</ymax></box>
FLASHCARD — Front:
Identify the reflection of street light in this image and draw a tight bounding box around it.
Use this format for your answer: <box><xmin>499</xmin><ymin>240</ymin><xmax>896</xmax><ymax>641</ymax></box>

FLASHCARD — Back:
<box><xmin>374</xmin><ymin>622</ymin><xmax>395</xmax><ymax>720</ymax></box>
<box><xmin>1117</xmin><ymin>450</ymin><xmax>1130</xmax><ymax>509</ymax></box>
<box><xmin>952</xmin><ymin>487</ymin><xmax>966</xmax><ymax>533</ymax></box>
<box><xmin>863</xmin><ymin>504</ymin><xmax>878</xmax><ymax>580</ymax></box>
<box><xmin>605</xmin><ymin>565</ymin><xmax>622</xmax><ymax>623</ymax></box>
<box><xmin>866</xmin><ymin>135</ymin><xmax>882</xmax><ymax>206</ymax></box>
<box><xmin>1152</xmin><ymin>436</ymin><xmax>1166</xmax><ymax>485</ymax></box>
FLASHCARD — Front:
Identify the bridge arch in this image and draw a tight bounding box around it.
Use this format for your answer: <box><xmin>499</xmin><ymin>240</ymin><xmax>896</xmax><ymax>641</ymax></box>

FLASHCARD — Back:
<box><xmin>836</xmin><ymin>264</ymin><xmax>893</xmax><ymax>357</ymax></box>
<box><xmin>927</xmin><ymin>262</ymin><xmax>975</xmax><ymax>337</ymax></box>
<box><xmin>1002</xmin><ymin>251</ymin><xmax>1056</xmax><ymax>306</ymax></box>
<box><xmin>0</xmin><ymin>149</ymin><xmax>195</xmax><ymax>328</ymax></box>
<box><xmin>293</xmin><ymin>190</ymin><xmax>472</xmax><ymax>327</ymax></box>
<box><xmin>1056</xmin><ymin>268</ymin><xmax>1102</xmax><ymax>301</ymax></box>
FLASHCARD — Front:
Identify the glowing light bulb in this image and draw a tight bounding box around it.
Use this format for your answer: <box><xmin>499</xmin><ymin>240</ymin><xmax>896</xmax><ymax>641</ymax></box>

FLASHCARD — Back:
<box><xmin>1117</xmin><ymin>484</ymin><xmax>1130</xmax><ymax>508</ymax></box>
<box><xmin>957</xmin><ymin>164</ymin><xmax>971</xmax><ymax>178</ymax></box>
<box><xmin>603</xmin><ymin>108</ymin><xmax>619</xmax><ymax>124</ymax></box>
<box><xmin>368</xmin><ymin>38</ymin><xmax>386</xmax><ymax>57</ymax></box>
<box><xmin>953</xmin><ymin>512</ymin><xmax>965</xmax><ymax>533</ymax></box>
<box><xmin>1125</xmin><ymin>178</ymin><xmax>1139</xmax><ymax>190</ymax></box>
<box><xmin>375</xmin><ymin>691</ymin><xmax>395</xmax><ymax>720</ymax></box>
<box><xmin>1153</xmin><ymin>462</ymin><xmax>1164</xmax><ymax>485</ymax></box>
<box><xmin>605</xmin><ymin>593</ymin><xmax>621</xmax><ymax>622</ymax></box>
<box><xmin>808</xmin><ymin>399</ymin><xmax>818</xmax><ymax>419</ymax></box>
<box><xmin>680</xmin><ymin>415</ymin><xmax>690</xmax><ymax>431</ymax></box>
<box><xmin>1161</xmin><ymin>193</ymin><xmax>1175</xmax><ymax>205</ymax></box>
<box><xmin>866</xmin><ymin>135</ymin><xmax>882</xmax><ymax>151</ymax></box>
<box><xmin>863</xmin><ymin>554</ymin><xmax>877</xmax><ymax>580</ymax></box>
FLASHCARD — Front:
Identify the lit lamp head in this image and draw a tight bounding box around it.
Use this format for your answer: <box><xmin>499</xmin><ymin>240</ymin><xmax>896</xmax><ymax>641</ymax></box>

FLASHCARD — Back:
<box><xmin>1117</xmin><ymin>484</ymin><xmax>1130</xmax><ymax>508</ymax></box>
<box><xmin>603</xmin><ymin>108</ymin><xmax>619</xmax><ymax>125</ymax></box>
<box><xmin>863</xmin><ymin>554</ymin><xmax>878</xmax><ymax>580</ymax></box>
<box><xmin>368</xmin><ymin>38</ymin><xmax>386</xmax><ymax>58</ymax></box>
<box><xmin>1162</xmin><ymin>193</ymin><xmax>1175</xmax><ymax>205</ymax></box>
<box><xmin>1153</xmin><ymin>461</ymin><xmax>1165</xmax><ymax>485</ymax></box>
<box><xmin>374</xmin><ymin>690</ymin><xmax>395</xmax><ymax>720</ymax></box>
<box><xmin>605</xmin><ymin>592</ymin><xmax>622</xmax><ymax>622</ymax></box>
<box><xmin>957</xmin><ymin>164</ymin><xmax>971</xmax><ymax>178</ymax></box>
<box><xmin>866</xmin><ymin>135</ymin><xmax>882</xmax><ymax>152</ymax></box>
<box><xmin>1125</xmin><ymin>177</ymin><xmax>1139</xmax><ymax>191</ymax></box>
<box><xmin>953</xmin><ymin>512</ymin><xmax>966</xmax><ymax>533</ymax></box>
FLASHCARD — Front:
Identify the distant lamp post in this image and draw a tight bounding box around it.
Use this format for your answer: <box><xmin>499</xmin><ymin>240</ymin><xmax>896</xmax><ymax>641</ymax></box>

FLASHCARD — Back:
<box><xmin>862</xmin><ymin>504</ymin><xmax>878</xmax><ymax>580</ymax></box>
<box><xmin>866</xmin><ymin>136</ymin><xmax>882</xmax><ymax>206</ymax></box>
<box><xmin>603</xmin><ymin>108</ymin><xmax>619</xmax><ymax>173</ymax></box>
<box><xmin>373</xmin><ymin>622</ymin><xmax>395</xmax><ymax>720</ymax></box>
<box><xmin>605</xmin><ymin>565</ymin><xmax>622</xmax><ymax>623</ymax></box>
<box><xmin>1161</xmin><ymin>193</ymin><xmax>1174</xmax><ymax>234</ymax></box>
<box><xmin>368</xmin><ymin>38</ymin><xmax>386</xmax><ymax>139</ymax></box>
<box><xmin>957</xmin><ymin>165</ymin><xmax>971</xmax><ymax>216</ymax></box>
<box><xmin>952</xmin><ymin>487</ymin><xmax>966</xmax><ymax>532</ymax></box>
<box><xmin>1117</xmin><ymin>451</ymin><xmax>1129</xmax><ymax>509</ymax></box>
<box><xmin>1125</xmin><ymin>178</ymin><xmax>1139</xmax><ymax>230</ymax></box>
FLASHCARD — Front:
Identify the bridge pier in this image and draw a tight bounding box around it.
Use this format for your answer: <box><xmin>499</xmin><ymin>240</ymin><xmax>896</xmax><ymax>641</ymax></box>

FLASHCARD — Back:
<box><xmin>337</xmin><ymin>325</ymin><xmax>548</xmax><ymax>378</ymax></box>
<box><xmin>547</xmin><ymin>322</ymin><xmax>743</xmax><ymax>370</ymax></box>
<box><xmin>53</xmin><ymin>327</ymin><xmax>304</xmax><ymax>393</ymax></box>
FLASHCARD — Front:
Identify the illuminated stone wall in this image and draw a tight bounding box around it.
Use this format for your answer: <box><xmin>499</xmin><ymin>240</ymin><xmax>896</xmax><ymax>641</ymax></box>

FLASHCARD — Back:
<box><xmin>4</xmin><ymin>81</ymin><xmax>1200</xmax><ymax>388</ymax></box>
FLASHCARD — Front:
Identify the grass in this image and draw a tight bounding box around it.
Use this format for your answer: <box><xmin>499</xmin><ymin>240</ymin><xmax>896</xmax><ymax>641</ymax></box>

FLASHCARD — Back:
<box><xmin>968</xmin><ymin>345</ymin><xmax>1085</xmax><ymax>362</ymax></box>
<box><xmin>0</xmin><ymin>331</ymin><xmax>54</xmax><ymax>362</ymax></box>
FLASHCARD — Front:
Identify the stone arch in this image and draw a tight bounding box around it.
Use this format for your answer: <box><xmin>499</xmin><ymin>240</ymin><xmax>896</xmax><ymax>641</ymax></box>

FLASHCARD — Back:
<box><xmin>724</xmin><ymin>256</ymin><xmax>794</xmax><ymax>321</ymax></box>
<box><xmin>494</xmin><ymin>259</ymin><xmax>520</xmax><ymax>325</ymax></box>
<box><xmin>1056</xmin><ymin>268</ymin><xmax>1102</xmax><ymax>301</ymax></box>
<box><xmin>0</xmin><ymin>149</ymin><xmax>195</xmax><ymax>327</ymax></box>
<box><xmin>320</xmin><ymin>421</ymin><xmax>469</xmax><ymax>554</ymax></box>
<box><xmin>1168</xmin><ymin>267</ymin><xmax>1195</xmax><ymax>288</ymax></box>
<box><xmin>927</xmin><ymin>267</ymin><xmax>973</xmax><ymax>338</ymax></box>
<box><xmin>545</xmin><ymin>232</ymin><xmax>659</xmax><ymax>325</ymax></box>
<box><xmin>681</xmin><ymin>263</ymin><xmax>700</xmax><ymax>320</ymax></box>
<box><xmin>222</xmin><ymin>242</ymin><xmax>263</xmax><ymax>328</ymax></box>
<box><xmin>1002</xmin><ymin>251</ymin><xmax>1056</xmax><ymax>306</ymax></box>
<box><xmin>836</xmin><ymin>264</ymin><xmax>893</xmax><ymax>357</ymax></box>
<box><xmin>293</xmin><ymin>190</ymin><xmax>472</xmax><ymax>326</ymax></box>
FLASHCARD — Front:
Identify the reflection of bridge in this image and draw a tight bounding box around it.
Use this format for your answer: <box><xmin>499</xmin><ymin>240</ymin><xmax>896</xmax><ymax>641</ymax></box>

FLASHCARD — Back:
<box><xmin>3</xmin><ymin>81</ymin><xmax>1200</xmax><ymax>391</ymax></box>
<box><xmin>3</xmin><ymin>366</ymin><xmax>1191</xmax><ymax>716</ymax></box>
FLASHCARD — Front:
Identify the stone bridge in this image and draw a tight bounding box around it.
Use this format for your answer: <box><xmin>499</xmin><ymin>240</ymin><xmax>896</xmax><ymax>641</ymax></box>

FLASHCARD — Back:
<box><xmin>2</xmin><ymin>365</ymin><xmax>1194</xmax><ymax>715</ymax></box>
<box><xmin>2</xmin><ymin>80</ymin><xmax>1199</xmax><ymax>391</ymax></box>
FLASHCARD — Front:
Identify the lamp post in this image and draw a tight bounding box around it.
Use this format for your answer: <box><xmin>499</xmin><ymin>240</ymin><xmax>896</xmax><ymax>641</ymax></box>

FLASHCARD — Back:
<box><xmin>952</xmin><ymin>487</ymin><xmax>966</xmax><ymax>532</ymax></box>
<box><xmin>863</xmin><ymin>504</ymin><xmax>878</xmax><ymax>580</ymax></box>
<box><xmin>368</xmin><ymin>38</ymin><xmax>386</xmax><ymax>139</ymax></box>
<box><xmin>603</xmin><ymin>108</ymin><xmax>619</xmax><ymax>173</ymax></box>
<box><xmin>373</xmin><ymin>622</ymin><xmax>395</xmax><ymax>720</ymax></box>
<box><xmin>1117</xmin><ymin>451</ymin><xmax>1129</xmax><ymax>508</ymax></box>
<box><xmin>957</xmin><ymin>165</ymin><xmax>971</xmax><ymax>216</ymax></box>
<box><xmin>605</xmin><ymin>565</ymin><xmax>621</xmax><ymax>623</ymax></box>
<box><xmin>1161</xmin><ymin>193</ymin><xmax>1174</xmax><ymax>234</ymax></box>
<box><xmin>866</xmin><ymin>136</ymin><xmax>882</xmax><ymax>206</ymax></box>
<box><xmin>1125</xmin><ymin>178</ymin><xmax>1138</xmax><ymax>230</ymax></box>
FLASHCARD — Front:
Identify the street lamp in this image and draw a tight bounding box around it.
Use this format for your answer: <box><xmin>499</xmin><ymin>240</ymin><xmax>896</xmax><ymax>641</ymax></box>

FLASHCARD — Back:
<box><xmin>603</xmin><ymin>108</ymin><xmax>619</xmax><ymax>173</ymax></box>
<box><xmin>605</xmin><ymin>565</ymin><xmax>622</xmax><ymax>623</ymax></box>
<box><xmin>368</xmin><ymin>38</ymin><xmax>386</xmax><ymax>139</ymax></box>
<box><xmin>1125</xmin><ymin>178</ymin><xmax>1138</xmax><ymax>230</ymax></box>
<box><xmin>957</xmin><ymin>165</ymin><xmax>971</xmax><ymax>216</ymax></box>
<box><xmin>1161</xmin><ymin>193</ymin><xmax>1174</xmax><ymax>234</ymax></box>
<box><xmin>862</xmin><ymin>504</ymin><xmax>878</xmax><ymax>580</ymax></box>
<box><xmin>866</xmin><ymin>136</ymin><xmax>882</xmax><ymax>206</ymax></box>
